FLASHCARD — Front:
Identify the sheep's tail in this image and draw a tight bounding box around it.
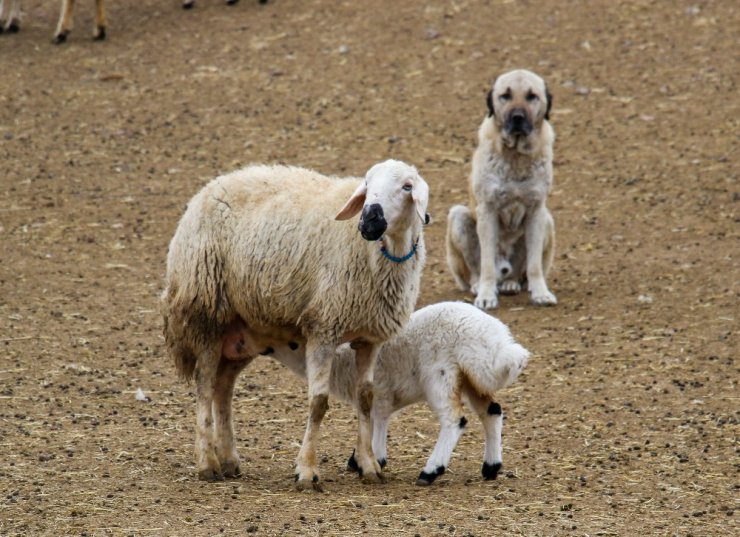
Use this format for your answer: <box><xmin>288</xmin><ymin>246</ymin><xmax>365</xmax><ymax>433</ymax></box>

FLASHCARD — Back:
<box><xmin>460</xmin><ymin>336</ymin><xmax>530</xmax><ymax>397</ymax></box>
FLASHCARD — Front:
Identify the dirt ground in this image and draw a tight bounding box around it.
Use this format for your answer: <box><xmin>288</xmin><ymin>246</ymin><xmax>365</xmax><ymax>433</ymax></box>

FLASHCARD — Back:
<box><xmin>0</xmin><ymin>0</ymin><xmax>737</xmax><ymax>535</ymax></box>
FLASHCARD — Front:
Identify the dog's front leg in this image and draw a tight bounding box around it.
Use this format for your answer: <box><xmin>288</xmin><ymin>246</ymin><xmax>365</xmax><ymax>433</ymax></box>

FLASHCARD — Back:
<box><xmin>474</xmin><ymin>203</ymin><xmax>499</xmax><ymax>309</ymax></box>
<box><xmin>525</xmin><ymin>206</ymin><xmax>557</xmax><ymax>306</ymax></box>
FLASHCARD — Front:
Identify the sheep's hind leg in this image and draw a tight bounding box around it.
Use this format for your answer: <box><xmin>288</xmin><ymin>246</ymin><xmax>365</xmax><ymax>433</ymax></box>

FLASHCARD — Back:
<box><xmin>92</xmin><ymin>0</ymin><xmax>106</xmax><ymax>40</ymax></box>
<box><xmin>294</xmin><ymin>341</ymin><xmax>333</xmax><ymax>492</ymax></box>
<box><xmin>1</xmin><ymin>0</ymin><xmax>21</xmax><ymax>33</ymax></box>
<box><xmin>194</xmin><ymin>347</ymin><xmax>223</xmax><ymax>481</ymax></box>
<box><xmin>467</xmin><ymin>391</ymin><xmax>504</xmax><ymax>479</ymax></box>
<box><xmin>53</xmin><ymin>0</ymin><xmax>75</xmax><ymax>44</ymax></box>
<box><xmin>352</xmin><ymin>343</ymin><xmax>385</xmax><ymax>484</ymax></box>
<box><xmin>212</xmin><ymin>357</ymin><xmax>253</xmax><ymax>478</ymax></box>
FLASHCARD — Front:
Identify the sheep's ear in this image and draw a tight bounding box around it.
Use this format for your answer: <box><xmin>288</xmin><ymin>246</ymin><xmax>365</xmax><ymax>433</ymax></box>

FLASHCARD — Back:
<box><xmin>335</xmin><ymin>181</ymin><xmax>367</xmax><ymax>220</ymax></box>
<box><xmin>412</xmin><ymin>177</ymin><xmax>430</xmax><ymax>224</ymax></box>
<box><xmin>486</xmin><ymin>89</ymin><xmax>494</xmax><ymax>118</ymax></box>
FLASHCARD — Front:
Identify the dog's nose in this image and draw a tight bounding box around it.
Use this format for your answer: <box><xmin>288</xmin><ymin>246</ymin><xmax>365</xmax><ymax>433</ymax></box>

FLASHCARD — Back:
<box><xmin>510</xmin><ymin>109</ymin><xmax>526</xmax><ymax>125</ymax></box>
<box><xmin>501</xmin><ymin>266</ymin><xmax>510</xmax><ymax>276</ymax></box>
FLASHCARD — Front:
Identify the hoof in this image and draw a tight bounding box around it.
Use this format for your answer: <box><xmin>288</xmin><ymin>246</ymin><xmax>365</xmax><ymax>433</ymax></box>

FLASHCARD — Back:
<box><xmin>182</xmin><ymin>1</ymin><xmax>194</xmax><ymax>9</ymax></box>
<box><xmin>221</xmin><ymin>461</ymin><xmax>242</xmax><ymax>478</ymax></box>
<box><xmin>52</xmin><ymin>32</ymin><xmax>68</xmax><ymax>44</ymax></box>
<box><xmin>378</xmin><ymin>458</ymin><xmax>387</xmax><ymax>470</ymax></box>
<box><xmin>295</xmin><ymin>474</ymin><xmax>324</xmax><ymax>493</ymax></box>
<box><xmin>94</xmin><ymin>27</ymin><xmax>106</xmax><ymax>41</ymax></box>
<box><xmin>198</xmin><ymin>468</ymin><xmax>224</xmax><ymax>482</ymax></box>
<box><xmin>360</xmin><ymin>471</ymin><xmax>385</xmax><ymax>485</ymax></box>
<box><xmin>482</xmin><ymin>461</ymin><xmax>502</xmax><ymax>480</ymax></box>
<box><xmin>259</xmin><ymin>0</ymin><xmax>268</xmax><ymax>3</ymax></box>
<box><xmin>7</xmin><ymin>22</ymin><xmax>19</xmax><ymax>33</ymax></box>
<box><xmin>226</xmin><ymin>0</ymin><xmax>239</xmax><ymax>5</ymax></box>
<box><xmin>346</xmin><ymin>450</ymin><xmax>359</xmax><ymax>473</ymax></box>
<box><xmin>416</xmin><ymin>466</ymin><xmax>445</xmax><ymax>486</ymax></box>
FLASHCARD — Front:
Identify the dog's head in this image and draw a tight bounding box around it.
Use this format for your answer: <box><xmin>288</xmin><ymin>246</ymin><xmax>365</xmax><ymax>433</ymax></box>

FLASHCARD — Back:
<box><xmin>486</xmin><ymin>69</ymin><xmax>552</xmax><ymax>147</ymax></box>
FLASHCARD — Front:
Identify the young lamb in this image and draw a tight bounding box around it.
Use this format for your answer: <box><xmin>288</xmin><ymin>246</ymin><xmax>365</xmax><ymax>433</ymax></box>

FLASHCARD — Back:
<box><xmin>0</xmin><ymin>0</ymin><xmax>106</xmax><ymax>42</ymax></box>
<box><xmin>162</xmin><ymin>160</ymin><xmax>430</xmax><ymax>491</ymax></box>
<box><xmin>223</xmin><ymin>301</ymin><xmax>529</xmax><ymax>485</ymax></box>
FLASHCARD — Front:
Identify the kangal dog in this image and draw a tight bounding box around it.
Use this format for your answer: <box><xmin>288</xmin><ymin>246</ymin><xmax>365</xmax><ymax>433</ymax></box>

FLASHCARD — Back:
<box><xmin>447</xmin><ymin>69</ymin><xmax>557</xmax><ymax>309</ymax></box>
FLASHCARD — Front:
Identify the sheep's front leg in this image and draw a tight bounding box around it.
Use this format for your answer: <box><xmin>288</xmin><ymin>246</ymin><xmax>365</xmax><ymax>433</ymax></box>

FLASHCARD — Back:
<box><xmin>93</xmin><ymin>0</ymin><xmax>106</xmax><ymax>40</ymax></box>
<box><xmin>294</xmin><ymin>340</ymin><xmax>333</xmax><ymax>492</ymax></box>
<box><xmin>53</xmin><ymin>0</ymin><xmax>75</xmax><ymax>44</ymax></box>
<box><xmin>194</xmin><ymin>347</ymin><xmax>223</xmax><ymax>481</ymax></box>
<box><xmin>212</xmin><ymin>357</ymin><xmax>253</xmax><ymax>478</ymax></box>
<box><xmin>352</xmin><ymin>343</ymin><xmax>385</xmax><ymax>484</ymax></box>
<box><xmin>1</xmin><ymin>0</ymin><xmax>21</xmax><ymax>33</ymax></box>
<box><xmin>416</xmin><ymin>387</ymin><xmax>467</xmax><ymax>486</ymax></box>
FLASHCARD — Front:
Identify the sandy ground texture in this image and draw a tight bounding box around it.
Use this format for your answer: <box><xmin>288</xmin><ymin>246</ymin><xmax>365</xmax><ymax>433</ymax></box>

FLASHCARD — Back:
<box><xmin>1</xmin><ymin>0</ymin><xmax>738</xmax><ymax>535</ymax></box>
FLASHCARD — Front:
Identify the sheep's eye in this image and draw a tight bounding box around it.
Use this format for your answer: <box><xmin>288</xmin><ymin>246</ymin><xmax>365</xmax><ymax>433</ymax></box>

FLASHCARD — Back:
<box><xmin>526</xmin><ymin>92</ymin><xmax>538</xmax><ymax>102</ymax></box>
<box><xmin>499</xmin><ymin>91</ymin><xmax>512</xmax><ymax>101</ymax></box>
<box><xmin>402</xmin><ymin>184</ymin><xmax>413</xmax><ymax>192</ymax></box>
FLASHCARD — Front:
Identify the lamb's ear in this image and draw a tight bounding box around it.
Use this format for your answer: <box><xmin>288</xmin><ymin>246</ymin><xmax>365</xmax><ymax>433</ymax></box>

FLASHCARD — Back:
<box><xmin>486</xmin><ymin>89</ymin><xmax>494</xmax><ymax>118</ymax></box>
<box><xmin>545</xmin><ymin>84</ymin><xmax>553</xmax><ymax>121</ymax></box>
<box><xmin>412</xmin><ymin>177</ymin><xmax>430</xmax><ymax>224</ymax></box>
<box><xmin>335</xmin><ymin>181</ymin><xmax>367</xmax><ymax>220</ymax></box>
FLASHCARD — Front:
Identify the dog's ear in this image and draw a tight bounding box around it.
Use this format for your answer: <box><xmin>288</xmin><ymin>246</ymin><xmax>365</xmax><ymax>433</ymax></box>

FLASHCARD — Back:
<box><xmin>545</xmin><ymin>84</ymin><xmax>553</xmax><ymax>121</ymax></box>
<box><xmin>486</xmin><ymin>89</ymin><xmax>494</xmax><ymax>118</ymax></box>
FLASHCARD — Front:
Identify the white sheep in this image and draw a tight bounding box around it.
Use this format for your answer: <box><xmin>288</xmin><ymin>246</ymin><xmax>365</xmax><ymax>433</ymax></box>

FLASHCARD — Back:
<box><xmin>0</xmin><ymin>0</ymin><xmax>106</xmax><ymax>42</ymax></box>
<box><xmin>162</xmin><ymin>160</ymin><xmax>430</xmax><ymax>491</ymax></box>
<box><xmin>224</xmin><ymin>301</ymin><xmax>529</xmax><ymax>485</ymax></box>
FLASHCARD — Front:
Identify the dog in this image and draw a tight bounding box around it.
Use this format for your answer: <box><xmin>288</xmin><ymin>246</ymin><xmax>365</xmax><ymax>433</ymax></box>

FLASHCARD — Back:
<box><xmin>446</xmin><ymin>69</ymin><xmax>557</xmax><ymax>309</ymax></box>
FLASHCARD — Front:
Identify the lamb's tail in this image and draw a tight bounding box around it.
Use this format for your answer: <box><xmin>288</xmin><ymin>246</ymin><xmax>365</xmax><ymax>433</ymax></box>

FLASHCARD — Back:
<box><xmin>460</xmin><ymin>335</ymin><xmax>530</xmax><ymax>397</ymax></box>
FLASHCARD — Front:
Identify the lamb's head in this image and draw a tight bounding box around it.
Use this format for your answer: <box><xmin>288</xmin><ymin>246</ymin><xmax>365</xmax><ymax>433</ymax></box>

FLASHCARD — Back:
<box><xmin>335</xmin><ymin>160</ymin><xmax>430</xmax><ymax>242</ymax></box>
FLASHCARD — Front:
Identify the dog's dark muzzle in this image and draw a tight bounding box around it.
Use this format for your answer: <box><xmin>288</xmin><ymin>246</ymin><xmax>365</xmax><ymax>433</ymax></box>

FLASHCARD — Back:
<box><xmin>359</xmin><ymin>203</ymin><xmax>387</xmax><ymax>241</ymax></box>
<box><xmin>505</xmin><ymin>108</ymin><xmax>533</xmax><ymax>136</ymax></box>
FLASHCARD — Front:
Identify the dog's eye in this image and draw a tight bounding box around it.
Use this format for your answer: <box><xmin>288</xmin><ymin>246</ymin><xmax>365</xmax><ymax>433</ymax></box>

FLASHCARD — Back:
<box><xmin>526</xmin><ymin>92</ymin><xmax>538</xmax><ymax>102</ymax></box>
<box><xmin>499</xmin><ymin>92</ymin><xmax>512</xmax><ymax>101</ymax></box>
<box><xmin>402</xmin><ymin>184</ymin><xmax>413</xmax><ymax>192</ymax></box>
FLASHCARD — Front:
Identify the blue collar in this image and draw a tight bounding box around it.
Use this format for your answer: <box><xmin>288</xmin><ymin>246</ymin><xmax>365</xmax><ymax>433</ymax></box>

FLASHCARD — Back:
<box><xmin>379</xmin><ymin>237</ymin><xmax>419</xmax><ymax>264</ymax></box>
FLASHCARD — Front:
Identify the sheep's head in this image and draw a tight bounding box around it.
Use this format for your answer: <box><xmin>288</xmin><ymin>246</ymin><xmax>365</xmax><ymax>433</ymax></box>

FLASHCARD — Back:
<box><xmin>335</xmin><ymin>160</ymin><xmax>429</xmax><ymax>242</ymax></box>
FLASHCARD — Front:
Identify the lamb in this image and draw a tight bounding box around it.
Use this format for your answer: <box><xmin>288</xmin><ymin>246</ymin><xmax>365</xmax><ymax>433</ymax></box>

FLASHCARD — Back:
<box><xmin>0</xmin><ymin>0</ymin><xmax>106</xmax><ymax>42</ymax></box>
<box><xmin>224</xmin><ymin>301</ymin><xmax>529</xmax><ymax>485</ymax></box>
<box><xmin>161</xmin><ymin>160</ymin><xmax>430</xmax><ymax>491</ymax></box>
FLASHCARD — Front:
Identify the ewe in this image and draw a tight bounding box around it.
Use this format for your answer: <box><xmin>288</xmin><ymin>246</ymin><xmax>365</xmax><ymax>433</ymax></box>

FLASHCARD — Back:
<box><xmin>162</xmin><ymin>160</ymin><xmax>429</xmax><ymax>491</ymax></box>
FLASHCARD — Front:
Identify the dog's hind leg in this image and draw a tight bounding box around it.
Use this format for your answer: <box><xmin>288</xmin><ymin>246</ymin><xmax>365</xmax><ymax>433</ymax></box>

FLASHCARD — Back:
<box><xmin>446</xmin><ymin>205</ymin><xmax>480</xmax><ymax>292</ymax></box>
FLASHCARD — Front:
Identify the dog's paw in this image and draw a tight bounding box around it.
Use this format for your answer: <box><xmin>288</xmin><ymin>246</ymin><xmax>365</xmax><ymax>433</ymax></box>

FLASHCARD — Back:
<box><xmin>474</xmin><ymin>290</ymin><xmax>498</xmax><ymax>310</ymax></box>
<box><xmin>531</xmin><ymin>289</ymin><xmax>557</xmax><ymax>306</ymax></box>
<box><xmin>499</xmin><ymin>280</ymin><xmax>521</xmax><ymax>295</ymax></box>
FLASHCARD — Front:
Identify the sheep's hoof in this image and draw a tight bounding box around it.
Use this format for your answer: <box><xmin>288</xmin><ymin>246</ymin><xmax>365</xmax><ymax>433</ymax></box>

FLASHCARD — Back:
<box><xmin>182</xmin><ymin>1</ymin><xmax>195</xmax><ymax>9</ymax></box>
<box><xmin>226</xmin><ymin>0</ymin><xmax>239</xmax><ymax>5</ymax></box>
<box><xmin>346</xmin><ymin>450</ymin><xmax>360</xmax><ymax>473</ymax></box>
<box><xmin>93</xmin><ymin>27</ymin><xmax>106</xmax><ymax>41</ymax></box>
<box><xmin>482</xmin><ymin>461</ymin><xmax>502</xmax><ymax>480</ymax></box>
<box><xmin>198</xmin><ymin>468</ymin><xmax>224</xmax><ymax>482</ymax></box>
<box><xmin>416</xmin><ymin>466</ymin><xmax>445</xmax><ymax>486</ymax></box>
<box><xmin>378</xmin><ymin>458</ymin><xmax>387</xmax><ymax>470</ymax></box>
<box><xmin>259</xmin><ymin>0</ymin><xmax>269</xmax><ymax>4</ymax></box>
<box><xmin>7</xmin><ymin>22</ymin><xmax>20</xmax><ymax>33</ymax></box>
<box><xmin>221</xmin><ymin>461</ymin><xmax>242</xmax><ymax>478</ymax></box>
<box><xmin>52</xmin><ymin>31</ymin><xmax>68</xmax><ymax>44</ymax></box>
<box><xmin>360</xmin><ymin>471</ymin><xmax>385</xmax><ymax>485</ymax></box>
<box><xmin>294</xmin><ymin>473</ymin><xmax>324</xmax><ymax>493</ymax></box>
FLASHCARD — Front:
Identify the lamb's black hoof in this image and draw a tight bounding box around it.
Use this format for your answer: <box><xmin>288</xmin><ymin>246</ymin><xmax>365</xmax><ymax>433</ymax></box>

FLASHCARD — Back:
<box><xmin>7</xmin><ymin>22</ymin><xmax>20</xmax><ymax>33</ymax></box>
<box><xmin>378</xmin><ymin>458</ymin><xmax>387</xmax><ymax>470</ymax></box>
<box><xmin>52</xmin><ymin>32</ymin><xmax>68</xmax><ymax>44</ymax></box>
<box><xmin>182</xmin><ymin>1</ymin><xmax>194</xmax><ymax>9</ymax></box>
<box><xmin>482</xmin><ymin>461</ymin><xmax>502</xmax><ymax>480</ymax></box>
<box><xmin>347</xmin><ymin>450</ymin><xmax>359</xmax><ymax>473</ymax></box>
<box><xmin>416</xmin><ymin>465</ymin><xmax>445</xmax><ymax>486</ymax></box>
<box><xmin>226</xmin><ymin>0</ymin><xmax>239</xmax><ymax>5</ymax></box>
<box><xmin>259</xmin><ymin>0</ymin><xmax>269</xmax><ymax>4</ymax></box>
<box><xmin>94</xmin><ymin>27</ymin><xmax>106</xmax><ymax>41</ymax></box>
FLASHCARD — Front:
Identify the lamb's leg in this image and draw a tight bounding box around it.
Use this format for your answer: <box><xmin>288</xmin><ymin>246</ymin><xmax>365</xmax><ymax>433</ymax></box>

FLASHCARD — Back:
<box><xmin>347</xmin><ymin>406</ymin><xmax>390</xmax><ymax>473</ymax></box>
<box><xmin>53</xmin><ymin>0</ymin><xmax>75</xmax><ymax>44</ymax></box>
<box><xmin>352</xmin><ymin>343</ymin><xmax>384</xmax><ymax>484</ymax></box>
<box><xmin>294</xmin><ymin>340</ymin><xmax>333</xmax><ymax>492</ymax></box>
<box><xmin>93</xmin><ymin>0</ymin><xmax>106</xmax><ymax>40</ymax></box>
<box><xmin>467</xmin><ymin>391</ymin><xmax>504</xmax><ymax>479</ymax></box>
<box><xmin>416</xmin><ymin>388</ymin><xmax>467</xmax><ymax>486</ymax></box>
<box><xmin>212</xmin><ymin>357</ymin><xmax>253</xmax><ymax>478</ymax></box>
<box><xmin>1</xmin><ymin>0</ymin><xmax>21</xmax><ymax>32</ymax></box>
<box><xmin>194</xmin><ymin>347</ymin><xmax>223</xmax><ymax>481</ymax></box>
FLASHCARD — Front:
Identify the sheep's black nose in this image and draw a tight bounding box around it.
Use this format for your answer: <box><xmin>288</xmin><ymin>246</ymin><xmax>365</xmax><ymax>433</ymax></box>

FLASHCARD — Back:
<box><xmin>359</xmin><ymin>203</ymin><xmax>387</xmax><ymax>241</ymax></box>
